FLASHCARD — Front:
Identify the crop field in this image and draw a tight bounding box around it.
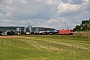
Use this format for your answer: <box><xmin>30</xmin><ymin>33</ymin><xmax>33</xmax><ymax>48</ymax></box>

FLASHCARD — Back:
<box><xmin>0</xmin><ymin>32</ymin><xmax>90</xmax><ymax>60</ymax></box>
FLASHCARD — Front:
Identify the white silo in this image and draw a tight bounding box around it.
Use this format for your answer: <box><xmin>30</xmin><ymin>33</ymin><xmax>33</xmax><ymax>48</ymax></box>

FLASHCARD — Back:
<box><xmin>16</xmin><ymin>28</ymin><xmax>19</xmax><ymax>31</ymax></box>
<box><xmin>16</xmin><ymin>27</ymin><xmax>21</xmax><ymax>32</ymax></box>
<box><xmin>28</xmin><ymin>25</ymin><xmax>32</xmax><ymax>33</ymax></box>
<box><xmin>24</xmin><ymin>27</ymin><xmax>26</xmax><ymax>33</ymax></box>
<box><xmin>36</xmin><ymin>27</ymin><xmax>39</xmax><ymax>33</ymax></box>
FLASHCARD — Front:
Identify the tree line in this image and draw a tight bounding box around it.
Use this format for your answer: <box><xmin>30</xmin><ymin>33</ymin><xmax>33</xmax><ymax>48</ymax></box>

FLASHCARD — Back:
<box><xmin>73</xmin><ymin>19</ymin><xmax>90</xmax><ymax>32</ymax></box>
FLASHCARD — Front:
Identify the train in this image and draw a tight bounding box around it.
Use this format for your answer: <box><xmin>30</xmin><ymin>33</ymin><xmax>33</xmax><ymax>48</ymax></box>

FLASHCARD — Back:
<box><xmin>34</xmin><ymin>29</ymin><xmax>73</xmax><ymax>35</ymax></box>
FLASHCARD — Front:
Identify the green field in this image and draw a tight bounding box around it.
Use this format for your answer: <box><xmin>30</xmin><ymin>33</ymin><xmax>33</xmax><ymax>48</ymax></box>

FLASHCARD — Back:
<box><xmin>0</xmin><ymin>32</ymin><xmax>90</xmax><ymax>60</ymax></box>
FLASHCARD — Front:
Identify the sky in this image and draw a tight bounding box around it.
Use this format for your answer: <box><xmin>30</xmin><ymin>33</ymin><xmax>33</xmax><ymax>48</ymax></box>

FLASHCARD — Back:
<box><xmin>0</xmin><ymin>0</ymin><xmax>90</xmax><ymax>29</ymax></box>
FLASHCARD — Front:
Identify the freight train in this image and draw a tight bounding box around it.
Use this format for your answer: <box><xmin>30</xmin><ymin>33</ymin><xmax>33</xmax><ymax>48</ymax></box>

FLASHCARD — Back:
<box><xmin>37</xmin><ymin>30</ymin><xmax>58</xmax><ymax>35</ymax></box>
<box><xmin>34</xmin><ymin>29</ymin><xmax>73</xmax><ymax>35</ymax></box>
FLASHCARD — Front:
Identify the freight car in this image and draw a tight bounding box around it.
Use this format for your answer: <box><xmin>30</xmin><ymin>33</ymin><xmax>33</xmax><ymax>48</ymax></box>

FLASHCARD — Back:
<box><xmin>57</xmin><ymin>29</ymin><xmax>73</xmax><ymax>35</ymax></box>
<box><xmin>38</xmin><ymin>30</ymin><xmax>58</xmax><ymax>35</ymax></box>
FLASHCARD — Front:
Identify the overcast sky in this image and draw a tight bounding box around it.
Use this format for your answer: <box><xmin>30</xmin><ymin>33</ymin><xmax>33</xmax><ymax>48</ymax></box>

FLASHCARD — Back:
<box><xmin>0</xmin><ymin>0</ymin><xmax>90</xmax><ymax>29</ymax></box>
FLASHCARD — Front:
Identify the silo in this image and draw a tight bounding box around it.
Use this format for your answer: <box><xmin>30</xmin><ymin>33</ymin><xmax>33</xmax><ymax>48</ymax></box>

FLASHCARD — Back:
<box><xmin>24</xmin><ymin>27</ymin><xmax>26</xmax><ymax>33</ymax></box>
<box><xmin>16</xmin><ymin>28</ymin><xmax>21</xmax><ymax>32</ymax></box>
<box><xmin>36</xmin><ymin>27</ymin><xmax>39</xmax><ymax>33</ymax></box>
<box><xmin>28</xmin><ymin>25</ymin><xmax>32</xmax><ymax>33</ymax></box>
<box><xmin>16</xmin><ymin>28</ymin><xmax>19</xmax><ymax>31</ymax></box>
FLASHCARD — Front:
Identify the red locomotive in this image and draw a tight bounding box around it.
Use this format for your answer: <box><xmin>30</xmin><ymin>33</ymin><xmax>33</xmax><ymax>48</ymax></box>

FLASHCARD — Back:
<box><xmin>58</xmin><ymin>29</ymin><xmax>73</xmax><ymax>35</ymax></box>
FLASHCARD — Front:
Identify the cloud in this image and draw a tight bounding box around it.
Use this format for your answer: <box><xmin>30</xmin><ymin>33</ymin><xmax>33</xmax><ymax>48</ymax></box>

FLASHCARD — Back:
<box><xmin>68</xmin><ymin>0</ymin><xmax>85</xmax><ymax>4</ymax></box>
<box><xmin>0</xmin><ymin>0</ymin><xmax>90</xmax><ymax>29</ymax></box>
<box><xmin>57</xmin><ymin>0</ymin><xmax>90</xmax><ymax>16</ymax></box>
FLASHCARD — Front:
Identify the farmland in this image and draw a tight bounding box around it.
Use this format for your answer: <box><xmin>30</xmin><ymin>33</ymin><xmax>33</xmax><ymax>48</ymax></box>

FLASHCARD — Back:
<box><xmin>0</xmin><ymin>32</ymin><xmax>90</xmax><ymax>60</ymax></box>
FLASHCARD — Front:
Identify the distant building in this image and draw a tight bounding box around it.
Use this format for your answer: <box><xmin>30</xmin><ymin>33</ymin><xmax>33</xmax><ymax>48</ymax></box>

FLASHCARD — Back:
<box><xmin>24</xmin><ymin>27</ymin><xmax>26</xmax><ymax>33</ymax></box>
<box><xmin>1</xmin><ymin>31</ymin><xmax>7</xmax><ymax>35</ymax></box>
<box><xmin>0</xmin><ymin>25</ymin><xmax>56</xmax><ymax>35</ymax></box>
<box><xmin>16</xmin><ymin>28</ymin><xmax>21</xmax><ymax>32</ymax></box>
<box><xmin>0</xmin><ymin>30</ymin><xmax>15</xmax><ymax>35</ymax></box>
<box><xmin>28</xmin><ymin>25</ymin><xmax>32</xmax><ymax>33</ymax></box>
<box><xmin>34</xmin><ymin>27</ymin><xmax>39</xmax><ymax>34</ymax></box>
<box><xmin>23</xmin><ymin>25</ymin><xmax>32</xmax><ymax>34</ymax></box>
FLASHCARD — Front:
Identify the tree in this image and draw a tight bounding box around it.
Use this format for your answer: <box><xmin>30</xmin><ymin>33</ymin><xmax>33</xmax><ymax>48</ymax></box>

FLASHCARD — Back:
<box><xmin>73</xmin><ymin>25</ymin><xmax>81</xmax><ymax>31</ymax></box>
<box><xmin>73</xmin><ymin>19</ymin><xmax>90</xmax><ymax>31</ymax></box>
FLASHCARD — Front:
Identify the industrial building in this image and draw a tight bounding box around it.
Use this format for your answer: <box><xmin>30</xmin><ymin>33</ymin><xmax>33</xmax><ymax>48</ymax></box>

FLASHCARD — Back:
<box><xmin>0</xmin><ymin>25</ymin><xmax>56</xmax><ymax>35</ymax></box>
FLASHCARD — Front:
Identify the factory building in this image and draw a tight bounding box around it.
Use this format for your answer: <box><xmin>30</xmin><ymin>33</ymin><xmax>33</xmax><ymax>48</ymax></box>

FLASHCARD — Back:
<box><xmin>0</xmin><ymin>25</ymin><xmax>56</xmax><ymax>35</ymax></box>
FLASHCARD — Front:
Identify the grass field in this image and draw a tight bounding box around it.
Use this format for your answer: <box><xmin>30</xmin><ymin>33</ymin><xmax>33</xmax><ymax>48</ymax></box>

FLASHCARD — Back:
<box><xmin>0</xmin><ymin>32</ymin><xmax>90</xmax><ymax>60</ymax></box>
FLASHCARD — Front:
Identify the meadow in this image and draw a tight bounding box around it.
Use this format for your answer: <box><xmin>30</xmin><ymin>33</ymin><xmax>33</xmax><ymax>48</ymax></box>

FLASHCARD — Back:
<box><xmin>0</xmin><ymin>32</ymin><xmax>90</xmax><ymax>60</ymax></box>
